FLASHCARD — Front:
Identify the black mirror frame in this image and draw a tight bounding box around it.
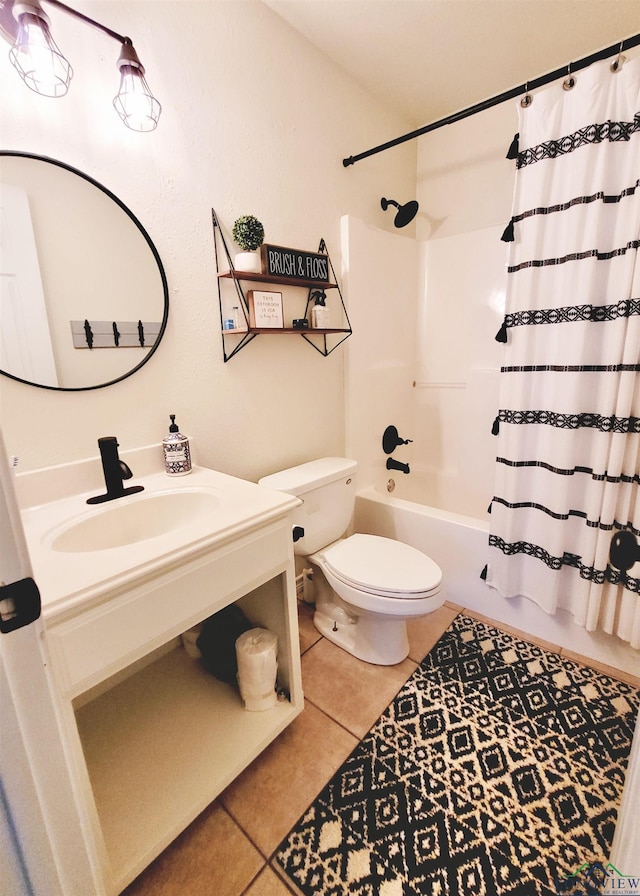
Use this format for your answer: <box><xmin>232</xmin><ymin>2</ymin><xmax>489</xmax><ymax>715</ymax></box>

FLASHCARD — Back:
<box><xmin>0</xmin><ymin>150</ymin><xmax>169</xmax><ymax>392</ymax></box>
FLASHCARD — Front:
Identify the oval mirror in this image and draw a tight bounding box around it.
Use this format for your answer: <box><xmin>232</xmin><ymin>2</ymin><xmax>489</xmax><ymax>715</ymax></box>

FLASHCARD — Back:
<box><xmin>0</xmin><ymin>151</ymin><xmax>169</xmax><ymax>391</ymax></box>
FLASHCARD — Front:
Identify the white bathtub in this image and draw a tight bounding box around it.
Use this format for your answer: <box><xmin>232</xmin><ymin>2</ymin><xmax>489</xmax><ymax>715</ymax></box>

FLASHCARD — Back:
<box><xmin>376</xmin><ymin>466</ymin><xmax>490</xmax><ymax>520</ymax></box>
<box><xmin>353</xmin><ymin>482</ymin><xmax>489</xmax><ymax>609</ymax></box>
<box><xmin>353</xmin><ymin>482</ymin><xmax>640</xmax><ymax>678</ymax></box>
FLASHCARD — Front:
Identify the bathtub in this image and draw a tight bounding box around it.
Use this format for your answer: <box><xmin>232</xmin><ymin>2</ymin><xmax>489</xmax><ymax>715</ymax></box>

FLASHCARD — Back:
<box><xmin>353</xmin><ymin>479</ymin><xmax>640</xmax><ymax>677</ymax></box>
<box><xmin>353</xmin><ymin>480</ymin><xmax>489</xmax><ymax>610</ymax></box>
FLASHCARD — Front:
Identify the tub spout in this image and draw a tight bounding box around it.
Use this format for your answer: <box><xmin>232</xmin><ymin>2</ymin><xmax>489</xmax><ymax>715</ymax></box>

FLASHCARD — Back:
<box><xmin>386</xmin><ymin>457</ymin><xmax>410</xmax><ymax>474</ymax></box>
<box><xmin>87</xmin><ymin>437</ymin><xmax>145</xmax><ymax>504</ymax></box>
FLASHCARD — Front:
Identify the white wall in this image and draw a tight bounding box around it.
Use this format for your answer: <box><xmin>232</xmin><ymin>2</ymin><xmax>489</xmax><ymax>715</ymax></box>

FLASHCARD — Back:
<box><xmin>0</xmin><ymin>0</ymin><xmax>416</xmax><ymax>481</ymax></box>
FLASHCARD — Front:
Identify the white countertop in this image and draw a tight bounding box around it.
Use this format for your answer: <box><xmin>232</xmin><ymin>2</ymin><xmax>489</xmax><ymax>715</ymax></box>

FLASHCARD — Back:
<box><xmin>19</xmin><ymin>461</ymin><xmax>299</xmax><ymax>620</ymax></box>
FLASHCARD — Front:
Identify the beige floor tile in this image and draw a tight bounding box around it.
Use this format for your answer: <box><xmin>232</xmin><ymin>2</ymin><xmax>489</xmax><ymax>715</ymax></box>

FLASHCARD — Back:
<box><xmin>121</xmin><ymin>802</ymin><xmax>264</xmax><ymax>896</ymax></box>
<box><xmin>561</xmin><ymin>649</ymin><xmax>640</xmax><ymax>689</ymax></box>
<box><xmin>462</xmin><ymin>607</ymin><xmax>562</xmax><ymax>655</ymax></box>
<box><xmin>297</xmin><ymin>599</ymin><xmax>321</xmax><ymax>655</ymax></box>
<box><xmin>300</xmin><ymin>638</ymin><xmax>416</xmax><ymax>739</ymax></box>
<box><xmin>407</xmin><ymin>603</ymin><xmax>460</xmax><ymax>663</ymax></box>
<box><xmin>220</xmin><ymin>700</ymin><xmax>357</xmax><ymax>857</ymax></box>
<box><xmin>244</xmin><ymin>865</ymin><xmax>299</xmax><ymax>896</ymax></box>
<box><xmin>453</xmin><ymin>605</ymin><xmax>639</xmax><ymax>687</ymax></box>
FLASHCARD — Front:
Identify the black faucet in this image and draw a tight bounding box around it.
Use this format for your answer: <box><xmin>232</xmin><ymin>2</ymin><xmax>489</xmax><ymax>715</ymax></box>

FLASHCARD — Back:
<box><xmin>87</xmin><ymin>437</ymin><xmax>145</xmax><ymax>504</ymax></box>
<box><xmin>386</xmin><ymin>457</ymin><xmax>410</xmax><ymax>474</ymax></box>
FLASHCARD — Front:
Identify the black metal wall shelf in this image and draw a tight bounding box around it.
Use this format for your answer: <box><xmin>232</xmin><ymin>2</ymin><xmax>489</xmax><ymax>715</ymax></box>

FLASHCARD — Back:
<box><xmin>212</xmin><ymin>209</ymin><xmax>352</xmax><ymax>362</ymax></box>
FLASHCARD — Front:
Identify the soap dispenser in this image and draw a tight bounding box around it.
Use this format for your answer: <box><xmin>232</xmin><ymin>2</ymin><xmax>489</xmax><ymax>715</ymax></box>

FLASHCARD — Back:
<box><xmin>163</xmin><ymin>415</ymin><xmax>192</xmax><ymax>476</ymax></box>
<box><xmin>310</xmin><ymin>290</ymin><xmax>330</xmax><ymax>329</ymax></box>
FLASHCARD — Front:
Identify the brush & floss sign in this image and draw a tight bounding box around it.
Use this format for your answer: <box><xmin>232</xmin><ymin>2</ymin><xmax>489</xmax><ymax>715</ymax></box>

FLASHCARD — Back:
<box><xmin>261</xmin><ymin>244</ymin><xmax>329</xmax><ymax>283</ymax></box>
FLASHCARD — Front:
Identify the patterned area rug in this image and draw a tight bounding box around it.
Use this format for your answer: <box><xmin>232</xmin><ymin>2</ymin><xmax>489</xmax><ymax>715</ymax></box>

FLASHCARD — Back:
<box><xmin>275</xmin><ymin>614</ymin><xmax>639</xmax><ymax>896</ymax></box>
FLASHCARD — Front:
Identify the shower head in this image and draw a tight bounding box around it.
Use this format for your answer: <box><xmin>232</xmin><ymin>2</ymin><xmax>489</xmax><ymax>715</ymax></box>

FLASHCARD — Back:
<box><xmin>380</xmin><ymin>197</ymin><xmax>419</xmax><ymax>228</ymax></box>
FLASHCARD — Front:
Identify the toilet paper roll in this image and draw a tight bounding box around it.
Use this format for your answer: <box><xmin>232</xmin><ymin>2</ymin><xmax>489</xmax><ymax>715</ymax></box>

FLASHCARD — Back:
<box><xmin>181</xmin><ymin>625</ymin><xmax>202</xmax><ymax>659</ymax></box>
<box><xmin>235</xmin><ymin>628</ymin><xmax>278</xmax><ymax>711</ymax></box>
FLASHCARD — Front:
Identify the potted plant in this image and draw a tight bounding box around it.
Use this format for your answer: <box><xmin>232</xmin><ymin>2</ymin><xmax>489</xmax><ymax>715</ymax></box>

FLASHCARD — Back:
<box><xmin>232</xmin><ymin>214</ymin><xmax>265</xmax><ymax>273</ymax></box>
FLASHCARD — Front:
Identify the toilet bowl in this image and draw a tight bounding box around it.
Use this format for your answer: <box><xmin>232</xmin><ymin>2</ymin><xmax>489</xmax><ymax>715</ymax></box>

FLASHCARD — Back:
<box><xmin>258</xmin><ymin>457</ymin><xmax>445</xmax><ymax>665</ymax></box>
<box><xmin>309</xmin><ymin>533</ymin><xmax>444</xmax><ymax>664</ymax></box>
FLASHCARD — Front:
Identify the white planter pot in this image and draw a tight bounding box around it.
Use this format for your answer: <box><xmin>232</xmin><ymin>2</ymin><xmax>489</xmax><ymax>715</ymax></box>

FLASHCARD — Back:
<box><xmin>234</xmin><ymin>251</ymin><xmax>262</xmax><ymax>274</ymax></box>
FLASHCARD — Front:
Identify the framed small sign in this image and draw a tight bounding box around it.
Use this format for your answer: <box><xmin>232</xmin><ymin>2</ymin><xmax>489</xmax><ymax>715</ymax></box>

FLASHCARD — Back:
<box><xmin>247</xmin><ymin>290</ymin><xmax>284</xmax><ymax>328</ymax></box>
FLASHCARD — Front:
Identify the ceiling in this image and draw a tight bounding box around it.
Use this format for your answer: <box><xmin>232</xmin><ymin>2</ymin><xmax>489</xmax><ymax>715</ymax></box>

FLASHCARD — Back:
<box><xmin>263</xmin><ymin>0</ymin><xmax>640</xmax><ymax>128</ymax></box>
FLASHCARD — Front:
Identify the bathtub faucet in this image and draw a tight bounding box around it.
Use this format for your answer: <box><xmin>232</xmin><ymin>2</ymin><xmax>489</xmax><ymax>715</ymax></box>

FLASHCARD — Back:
<box><xmin>386</xmin><ymin>457</ymin><xmax>410</xmax><ymax>474</ymax></box>
<box><xmin>382</xmin><ymin>425</ymin><xmax>413</xmax><ymax>454</ymax></box>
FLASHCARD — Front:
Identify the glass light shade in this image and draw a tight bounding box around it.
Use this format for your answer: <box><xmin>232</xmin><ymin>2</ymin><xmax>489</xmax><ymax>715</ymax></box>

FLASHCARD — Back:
<box><xmin>9</xmin><ymin>7</ymin><xmax>72</xmax><ymax>97</ymax></box>
<box><xmin>113</xmin><ymin>64</ymin><xmax>161</xmax><ymax>132</ymax></box>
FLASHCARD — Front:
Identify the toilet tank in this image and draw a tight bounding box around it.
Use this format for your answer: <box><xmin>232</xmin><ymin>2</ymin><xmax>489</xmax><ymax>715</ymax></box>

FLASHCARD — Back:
<box><xmin>258</xmin><ymin>457</ymin><xmax>358</xmax><ymax>555</ymax></box>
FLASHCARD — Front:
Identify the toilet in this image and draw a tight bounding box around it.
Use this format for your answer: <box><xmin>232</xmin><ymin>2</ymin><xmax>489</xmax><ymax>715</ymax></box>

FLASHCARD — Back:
<box><xmin>258</xmin><ymin>457</ymin><xmax>444</xmax><ymax>665</ymax></box>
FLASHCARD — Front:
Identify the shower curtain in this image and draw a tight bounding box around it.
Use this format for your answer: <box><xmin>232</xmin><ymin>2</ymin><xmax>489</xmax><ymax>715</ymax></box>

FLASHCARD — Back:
<box><xmin>485</xmin><ymin>55</ymin><xmax>640</xmax><ymax>648</ymax></box>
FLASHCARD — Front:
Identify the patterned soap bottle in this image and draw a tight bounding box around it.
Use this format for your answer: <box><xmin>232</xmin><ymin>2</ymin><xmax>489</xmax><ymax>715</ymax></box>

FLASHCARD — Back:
<box><xmin>163</xmin><ymin>414</ymin><xmax>192</xmax><ymax>476</ymax></box>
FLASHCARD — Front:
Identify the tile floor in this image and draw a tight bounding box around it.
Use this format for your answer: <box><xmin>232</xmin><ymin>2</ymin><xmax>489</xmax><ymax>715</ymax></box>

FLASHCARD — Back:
<box><xmin>122</xmin><ymin>600</ymin><xmax>640</xmax><ymax>896</ymax></box>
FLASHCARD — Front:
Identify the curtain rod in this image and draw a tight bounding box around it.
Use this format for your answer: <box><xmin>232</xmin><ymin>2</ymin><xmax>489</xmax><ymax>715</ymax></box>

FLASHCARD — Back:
<box><xmin>342</xmin><ymin>32</ymin><xmax>640</xmax><ymax>167</ymax></box>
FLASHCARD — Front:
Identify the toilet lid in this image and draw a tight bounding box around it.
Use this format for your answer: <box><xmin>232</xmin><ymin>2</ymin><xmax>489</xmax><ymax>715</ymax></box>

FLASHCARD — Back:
<box><xmin>324</xmin><ymin>534</ymin><xmax>442</xmax><ymax>598</ymax></box>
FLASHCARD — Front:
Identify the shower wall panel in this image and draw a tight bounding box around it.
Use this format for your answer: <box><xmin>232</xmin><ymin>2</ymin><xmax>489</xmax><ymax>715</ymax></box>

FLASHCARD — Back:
<box><xmin>342</xmin><ymin>216</ymin><xmax>419</xmax><ymax>489</ymax></box>
<box><xmin>414</xmin><ymin>226</ymin><xmax>506</xmax><ymax>518</ymax></box>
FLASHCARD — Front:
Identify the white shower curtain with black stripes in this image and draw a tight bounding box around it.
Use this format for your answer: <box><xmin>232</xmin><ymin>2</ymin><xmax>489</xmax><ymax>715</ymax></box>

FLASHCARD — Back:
<box><xmin>485</xmin><ymin>55</ymin><xmax>640</xmax><ymax>648</ymax></box>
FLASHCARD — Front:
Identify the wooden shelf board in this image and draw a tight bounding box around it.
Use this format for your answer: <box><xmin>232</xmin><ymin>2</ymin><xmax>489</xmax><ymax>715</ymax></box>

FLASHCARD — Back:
<box><xmin>76</xmin><ymin>646</ymin><xmax>299</xmax><ymax>892</ymax></box>
<box><xmin>223</xmin><ymin>327</ymin><xmax>351</xmax><ymax>335</ymax></box>
<box><xmin>218</xmin><ymin>270</ymin><xmax>338</xmax><ymax>290</ymax></box>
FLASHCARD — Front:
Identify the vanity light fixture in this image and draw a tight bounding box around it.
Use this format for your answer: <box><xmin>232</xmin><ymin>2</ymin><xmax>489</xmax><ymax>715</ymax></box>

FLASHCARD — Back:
<box><xmin>112</xmin><ymin>38</ymin><xmax>161</xmax><ymax>132</ymax></box>
<box><xmin>9</xmin><ymin>0</ymin><xmax>71</xmax><ymax>96</ymax></box>
<box><xmin>5</xmin><ymin>0</ymin><xmax>161</xmax><ymax>131</ymax></box>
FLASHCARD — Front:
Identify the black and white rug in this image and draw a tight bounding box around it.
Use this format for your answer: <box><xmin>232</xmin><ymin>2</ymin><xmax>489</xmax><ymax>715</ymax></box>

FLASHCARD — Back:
<box><xmin>275</xmin><ymin>614</ymin><xmax>639</xmax><ymax>896</ymax></box>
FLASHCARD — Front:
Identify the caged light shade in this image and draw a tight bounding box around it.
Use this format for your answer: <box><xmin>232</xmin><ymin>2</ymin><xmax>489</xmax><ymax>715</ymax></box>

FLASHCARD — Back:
<box><xmin>9</xmin><ymin>0</ymin><xmax>72</xmax><ymax>97</ymax></box>
<box><xmin>112</xmin><ymin>39</ymin><xmax>161</xmax><ymax>132</ymax></box>
<box><xmin>4</xmin><ymin>0</ymin><xmax>161</xmax><ymax>132</ymax></box>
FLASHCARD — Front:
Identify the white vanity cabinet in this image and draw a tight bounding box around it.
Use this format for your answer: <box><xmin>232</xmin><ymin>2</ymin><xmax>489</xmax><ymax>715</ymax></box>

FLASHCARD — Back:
<box><xmin>17</xmin><ymin>460</ymin><xmax>304</xmax><ymax>896</ymax></box>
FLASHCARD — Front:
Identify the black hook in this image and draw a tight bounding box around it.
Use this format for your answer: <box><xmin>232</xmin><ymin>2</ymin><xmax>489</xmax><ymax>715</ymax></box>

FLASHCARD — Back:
<box><xmin>83</xmin><ymin>319</ymin><xmax>94</xmax><ymax>349</ymax></box>
<box><xmin>112</xmin><ymin>321</ymin><xmax>120</xmax><ymax>347</ymax></box>
<box><xmin>382</xmin><ymin>425</ymin><xmax>413</xmax><ymax>454</ymax></box>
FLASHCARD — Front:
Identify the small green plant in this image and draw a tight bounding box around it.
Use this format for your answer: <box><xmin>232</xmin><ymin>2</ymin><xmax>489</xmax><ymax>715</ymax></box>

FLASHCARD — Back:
<box><xmin>232</xmin><ymin>215</ymin><xmax>265</xmax><ymax>251</ymax></box>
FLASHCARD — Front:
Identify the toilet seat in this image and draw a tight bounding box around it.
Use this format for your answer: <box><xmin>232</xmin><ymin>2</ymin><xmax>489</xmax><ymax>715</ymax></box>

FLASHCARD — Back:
<box><xmin>323</xmin><ymin>534</ymin><xmax>442</xmax><ymax>599</ymax></box>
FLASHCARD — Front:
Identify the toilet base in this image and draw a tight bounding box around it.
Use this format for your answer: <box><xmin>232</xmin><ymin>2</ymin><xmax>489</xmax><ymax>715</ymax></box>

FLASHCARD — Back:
<box><xmin>313</xmin><ymin>607</ymin><xmax>410</xmax><ymax>666</ymax></box>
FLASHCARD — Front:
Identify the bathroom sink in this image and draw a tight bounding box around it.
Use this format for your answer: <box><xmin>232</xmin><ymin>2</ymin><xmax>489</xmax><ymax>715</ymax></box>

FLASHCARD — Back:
<box><xmin>49</xmin><ymin>489</ymin><xmax>221</xmax><ymax>553</ymax></box>
<box><xmin>18</xmin><ymin>460</ymin><xmax>301</xmax><ymax>615</ymax></box>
